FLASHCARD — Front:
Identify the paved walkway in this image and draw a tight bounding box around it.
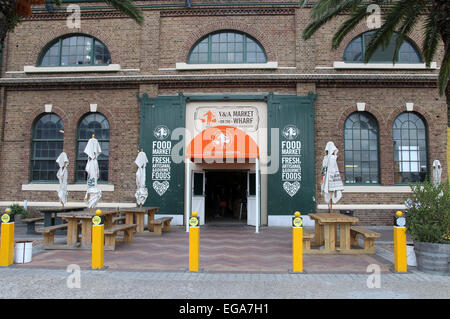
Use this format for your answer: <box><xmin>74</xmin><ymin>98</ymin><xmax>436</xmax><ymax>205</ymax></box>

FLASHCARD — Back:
<box><xmin>1</xmin><ymin>222</ymin><xmax>448</xmax><ymax>299</ymax></box>
<box><xmin>0</xmin><ymin>267</ymin><xmax>449</xmax><ymax>299</ymax></box>
<box><xmin>13</xmin><ymin>224</ymin><xmax>395</xmax><ymax>274</ymax></box>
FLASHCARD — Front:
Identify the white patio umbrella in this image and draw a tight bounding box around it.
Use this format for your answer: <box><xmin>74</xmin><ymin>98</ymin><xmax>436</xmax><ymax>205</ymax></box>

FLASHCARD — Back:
<box><xmin>135</xmin><ymin>148</ymin><xmax>149</xmax><ymax>207</ymax></box>
<box><xmin>56</xmin><ymin>151</ymin><xmax>69</xmax><ymax>208</ymax></box>
<box><xmin>432</xmin><ymin>160</ymin><xmax>442</xmax><ymax>187</ymax></box>
<box><xmin>320</xmin><ymin>141</ymin><xmax>344</xmax><ymax>214</ymax></box>
<box><xmin>84</xmin><ymin>134</ymin><xmax>102</xmax><ymax>212</ymax></box>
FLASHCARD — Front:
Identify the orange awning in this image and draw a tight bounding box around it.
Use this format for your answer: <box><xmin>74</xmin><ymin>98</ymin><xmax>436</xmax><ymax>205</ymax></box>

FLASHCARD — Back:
<box><xmin>186</xmin><ymin>125</ymin><xmax>259</xmax><ymax>160</ymax></box>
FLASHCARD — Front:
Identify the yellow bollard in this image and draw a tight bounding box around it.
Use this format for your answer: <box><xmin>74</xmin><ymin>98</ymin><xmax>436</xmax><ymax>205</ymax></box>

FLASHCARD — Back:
<box><xmin>0</xmin><ymin>208</ymin><xmax>15</xmax><ymax>267</ymax></box>
<box><xmin>394</xmin><ymin>211</ymin><xmax>407</xmax><ymax>273</ymax></box>
<box><xmin>188</xmin><ymin>211</ymin><xmax>200</xmax><ymax>272</ymax></box>
<box><xmin>292</xmin><ymin>211</ymin><xmax>303</xmax><ymax>273</ymax></box>
<box><xmin>91</xmin><ymin>209</ymin><xmax>105</xmax><ymax>270</ymax></box>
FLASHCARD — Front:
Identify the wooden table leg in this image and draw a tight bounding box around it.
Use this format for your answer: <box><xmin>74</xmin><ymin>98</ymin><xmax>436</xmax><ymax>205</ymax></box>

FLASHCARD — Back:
<box><xmin>313</xmin><ymin>222</ymin><xmax>322</xmax><ymax>246</ymax></box>
<box><xmin>66</xmin><ymin>219</ymin><xmax>79</xmax><ymax>246</ymax></box>
<box><xmin>104</xmin><ymin>215</ymin><xmax>114</xmax><ymax>229</ymax></box>
<box><xmin>147</xmin><ymin>212</ymin><xmax>155</xmax><ymax>232</ymax></box>
<box><xmin>324</xmin><ymin>223</ymin><xmax>336</xmax><ymax>252</ymax></box>
<box><xmin>136</xmin><ymin>213</ymin><xmax>145</xmax><ymax>233</ymax></box>
<box><xmin>81</xmin><ymin>219</ymin><xmax>92</xmax><ymax>248</ymax></box>
<box><xmin>339</xmin><ymin>223</ymin><xmax>351</xmax><ymax>252</ymax></box>
<box><xmin>125</xmin><ymin>212</ymin><xmax>134</xmax><ymax>225</ymax></box>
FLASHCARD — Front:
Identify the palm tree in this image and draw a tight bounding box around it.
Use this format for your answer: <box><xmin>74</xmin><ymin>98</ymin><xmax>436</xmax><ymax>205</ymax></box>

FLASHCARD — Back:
<box><xmin>0</xmin><ymin>0</ymin><xmax>144</xmax><ymax>50</ymax></box>
<box><xmin>299</xmin><ymin>0</ymin><xmax>450</xmax><ymax>103</ymax></box>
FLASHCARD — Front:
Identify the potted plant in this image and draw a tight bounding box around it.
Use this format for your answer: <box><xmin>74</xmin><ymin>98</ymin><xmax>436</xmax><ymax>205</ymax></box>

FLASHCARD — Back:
<box><xmin>8</xmin><ymin>204</ymin><xmax>30</xmax><ymax>222</ymax></box>
<box><xmin>405</xmin><ymin>180</ymin><xmax>449</xmax><ymax>275</ymax></box>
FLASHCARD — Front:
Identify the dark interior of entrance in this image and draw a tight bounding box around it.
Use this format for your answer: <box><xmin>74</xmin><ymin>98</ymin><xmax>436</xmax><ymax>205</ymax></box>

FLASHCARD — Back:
<box><xmin>205</xmin><ymin>171</ymin><xmax>247</xmax><ymax>223</ymax></box>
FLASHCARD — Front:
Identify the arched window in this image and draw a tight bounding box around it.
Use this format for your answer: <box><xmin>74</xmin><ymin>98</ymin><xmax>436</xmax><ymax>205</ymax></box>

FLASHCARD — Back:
<box><xmin>344</xmin><ymin>112</ymin><xmax>380</xmax><ymax>184</ymax></box>
<box><xmin>343</xmin><ymin>31</ymin><xmax>422</xmax><ymax>63</ymax></box>
<box><xmin>31</xmin><ymin>114</ymin><xmax>64</xmax><ymax>181</ymax></box>
<box><xmin>393</xmin><ymin>112</ymin><xmax>428</xmax><ymax>184</ymax></box>
<box><xmin>76</xmin><ymin>113</ymin><xmax>110</xmax><ymax>182</ymax></box>
<box><xmin>188</xmin><ymin>31</ymin><xmax>267</xmax><ymax>64</ymax></box>
<box><xmin>39</xmin><ymin>34</ymin><xmax>111</xmax><ymax>67</ymax></box>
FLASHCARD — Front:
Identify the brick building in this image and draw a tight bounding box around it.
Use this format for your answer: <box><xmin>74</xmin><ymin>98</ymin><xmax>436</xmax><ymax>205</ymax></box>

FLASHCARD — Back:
<box><xmin>0</xmin><ymin>0</ymin><xmax>447</xmax><ymax>227</ymax></box>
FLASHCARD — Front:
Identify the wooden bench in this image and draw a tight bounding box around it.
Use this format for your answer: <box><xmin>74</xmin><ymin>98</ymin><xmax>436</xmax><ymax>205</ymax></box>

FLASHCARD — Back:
<box><xmin>302</xmin><ymin>229</ymin><xmax>315</xmax><ymax>250</ymax></box>
<box><xmin>350</xmin><ymin>226</ymin><xmax>380</xmax><ymax>254</ymax></box>
<box><xmin>104</xmin><ymin>224</ymin><xmax>137</xmax><ymax>250</ymax></box>
<box><xmin>22</xmin><ymin>217</ymin><xmax>44</xmax><ymax>235</ymax></box>
<box><xmin>149</xmin><ymin>217</ymin><xmax>173</xmax><ymax>235</ymax></box>
<box><xmin>36</xmin><ymin>224</ymin><xmax>68</xmax><ymax>246</ymax></box>
<box><xmin>113</xmin><ymin>215</ymin><xmax>126</xmax><ymax>225</ymax></box>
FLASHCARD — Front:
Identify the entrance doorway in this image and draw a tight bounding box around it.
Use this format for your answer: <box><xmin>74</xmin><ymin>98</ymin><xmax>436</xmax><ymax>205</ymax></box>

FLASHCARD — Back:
<box><xmin>204</xmin><ymin>170</ymin><xmax>248</xmax><ymax>224</ymax></box>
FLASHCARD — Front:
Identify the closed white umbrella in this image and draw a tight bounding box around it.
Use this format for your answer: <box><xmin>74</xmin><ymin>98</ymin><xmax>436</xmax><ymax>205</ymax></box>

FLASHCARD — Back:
<box><xmin>320</xmin><ymin>141</ymin><xmax>344</xmax><ymax>214</ymax></box>
<box><xmin>56</xmin><ymin>151</ymin><xmax>69</xmax><ymax>208</ymax></box>
<box><xmin>135</xmin><ymin>148</ymin><xmax>149</xmax><ymax>207</ymax></box>
<box><xmin>84</xmin><ymin>134</ymin><xmax>102</xmax><ymax>212</ymax></box>
<box><xmin>432</xmin><ymin>160</ymin><xmax>442</xmax><ymax>187</ymax></box>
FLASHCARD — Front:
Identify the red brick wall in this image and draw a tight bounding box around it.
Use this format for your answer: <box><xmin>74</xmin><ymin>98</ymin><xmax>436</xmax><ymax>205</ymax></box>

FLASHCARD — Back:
<box><xmin>0</xmin><ymin>3</ymin><xmax>447</xmax><ymax>226</ymax></box>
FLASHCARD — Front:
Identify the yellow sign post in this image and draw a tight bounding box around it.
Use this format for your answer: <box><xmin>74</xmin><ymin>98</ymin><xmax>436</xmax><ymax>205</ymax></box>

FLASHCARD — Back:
<box><xmin>394</xmin><ymin>211</ymin><xmax>407</xmax><ymax>273</ymax></box>
<box><xmin>92</xmin><ymin>209</ymin><xmax>105</xmax><ymax>270</ymax></box>
<box><xmin>292</xmin><ymin>211</ymin><xmax>303</xmax><ymax>273</ymax></box>
<box><xmin>188</xmin><ymin>211</ymin><xmax>200</xmax><ymax>272</ymax></box>
<box><xmin>0</xmin><ymin>208</ymin><xmax>15</xmax><ymax>267</ymax></box>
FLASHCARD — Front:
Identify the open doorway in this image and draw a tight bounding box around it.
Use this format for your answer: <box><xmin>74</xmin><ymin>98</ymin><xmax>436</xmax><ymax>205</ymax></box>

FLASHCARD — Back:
<box><xmin>205</xmin><ymin>170</ymin><xmax>248</xmax><ymax>224</ymax></box>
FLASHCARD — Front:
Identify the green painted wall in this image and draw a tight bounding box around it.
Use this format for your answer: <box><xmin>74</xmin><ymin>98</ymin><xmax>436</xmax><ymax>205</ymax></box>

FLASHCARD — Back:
<box><xmin>267</xmin><ymin>93</ymin><xmax>316</xmax><ymax>215</ymax></box>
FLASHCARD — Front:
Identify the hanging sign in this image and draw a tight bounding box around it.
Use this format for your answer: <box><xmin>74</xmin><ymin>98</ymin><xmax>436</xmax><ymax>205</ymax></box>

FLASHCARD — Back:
<box><xmin>194</xmin><ymin>106</ymin><xmax>259</xmax><ymax>132</ymax></box>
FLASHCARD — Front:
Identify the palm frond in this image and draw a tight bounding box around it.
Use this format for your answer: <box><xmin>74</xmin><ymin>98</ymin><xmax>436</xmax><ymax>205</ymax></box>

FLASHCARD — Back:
<box><xmin>363</xmin><ymin>0</ymin><xmax>413</xmax><ymax>63</ymax></box>
<box><xmin>310</xmin><ymin>0</ymin><xmax>347</xmax><ymax>19</ymax></box>
<box><xmin>438</xmin><ymin>43</ymin><xmax>450</xmax><ymax>96</ymax></box>
<box><xmin>392</xmin><ymin>1</ymin><xmax>424</xmax><ymax>63</ymax></box>
<box><xmin>103</xmin><ymin>0</ymin><xmax>144</xmax><ymax>26</ymax></box>
<box><xmin>422</xmin><ymin>11</ymin><xmax>440</xmax><ymax>67</ymax></box>
<box><xmin>302</xmin><ymin>0</ymin><xmax>363</xmax><ymax>40</ymax></box>
<box><xmin>331</xmin><ymin>4</ymin><xmax>368</xmax><ymax>50</ymax></box>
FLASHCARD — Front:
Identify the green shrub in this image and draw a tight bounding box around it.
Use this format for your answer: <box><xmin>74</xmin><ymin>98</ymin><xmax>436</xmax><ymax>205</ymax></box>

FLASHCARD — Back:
<box><xmin>8</xmin><ymin>204</ymin><xmax>29</xmax><ymax>219</ymax></box>
<box><xmin>405</xmin><ymin>180</ymin><xmax>450</xmax><ymax>244</ymax></box>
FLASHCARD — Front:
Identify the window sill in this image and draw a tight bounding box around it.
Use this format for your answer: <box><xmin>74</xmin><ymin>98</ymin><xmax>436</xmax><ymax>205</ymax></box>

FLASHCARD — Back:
<box><xmin>22</xmin><ymin>183</ymin><xmax>115</xmax><ymax>192</ymax></box>
<box><xmin>343</xmin><ymin>186</ymin><xmax>412</xmax><ymax>193</ymax></box>
<box><xmin>333</xmin><ymin>61</ymin><xmax>437</xmax><ymax>70</ymax></box>
<box><xmin>175</xmin><ymin>62</ymin><xmax>278</xmax><ymax>70</ymax></box>
<box><xmin>23</xmin><ymin>64</ymin><xmax>121</xmax><ymax>73</ymax></box>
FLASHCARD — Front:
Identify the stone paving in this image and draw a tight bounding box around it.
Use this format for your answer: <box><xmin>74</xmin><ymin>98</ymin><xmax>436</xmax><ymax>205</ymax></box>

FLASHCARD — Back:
<box><xmin>1</xmin><ymin>222</ymin><xmax>449</xmax><ymax>299</ymax></box>
<box><xmin>11</xmin><ymin>223</ymin><xmax>396</xmax><ymax>274</ymax></box>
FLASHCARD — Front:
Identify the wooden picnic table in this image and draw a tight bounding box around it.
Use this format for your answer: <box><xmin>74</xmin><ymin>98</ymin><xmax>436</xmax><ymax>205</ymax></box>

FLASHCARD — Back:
<box><xmin>308</xmin><ymin>213</ymin><xmax>359</xmax><ymax>254</ymax></box>
<box><xmin>58</xmin><ymin>210</ymin><xmax>119</xmax><ymax>249</ymax></box>
<box><xmin>39</xmin><ymin>207</ymin><xmax>85</xmax><ymax>228</ymax></box>
<box><xmin>119</xmin><ymin>207</ymin><xmax>159</xmax><ymax>235</ymax></box>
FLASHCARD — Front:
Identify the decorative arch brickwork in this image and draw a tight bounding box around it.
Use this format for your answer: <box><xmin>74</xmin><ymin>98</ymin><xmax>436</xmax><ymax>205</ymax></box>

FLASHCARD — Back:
<box><xmin>176</xmin><ymin>21</ymin><xmax>277</xmax><ymax>62</ymax></box>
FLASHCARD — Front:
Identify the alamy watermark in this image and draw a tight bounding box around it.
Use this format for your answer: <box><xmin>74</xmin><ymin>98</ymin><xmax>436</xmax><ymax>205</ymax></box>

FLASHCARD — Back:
<box><xmin>66</xmin><ymin>4</ymin><xmax>81</xmax><ymax>29</ymax></box>
<box><xmin>366</xmin><ymin>4</ymin><xmax>381</xmax><ymax>29</ymax></box>
<box><xmin>366</xmin><ymin>264</ymin><xmax>381</xmax><ymax>288</ymax></box>
<box><xmin>66</xmin><ymin>264</ymin><xmax>81</xmax><ymax>289</ymax></box>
